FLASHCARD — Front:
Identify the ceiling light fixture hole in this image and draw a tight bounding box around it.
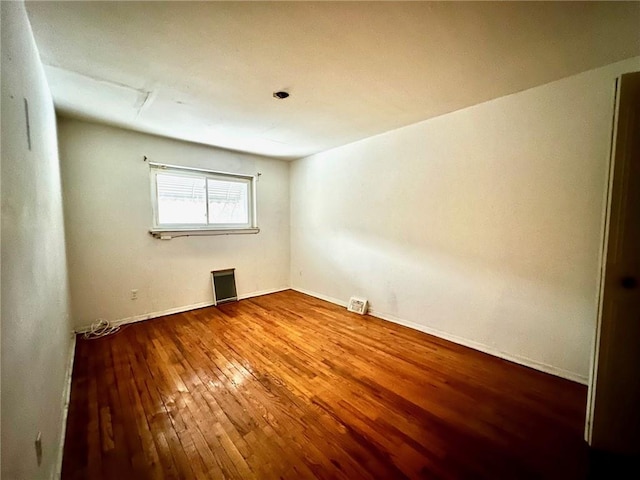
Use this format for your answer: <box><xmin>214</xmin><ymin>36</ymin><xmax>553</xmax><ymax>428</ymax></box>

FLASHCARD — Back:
<box><xmin>273</xmin><ymin>91</ymin><xmax>289</xmax><ymax>99</ymax></box>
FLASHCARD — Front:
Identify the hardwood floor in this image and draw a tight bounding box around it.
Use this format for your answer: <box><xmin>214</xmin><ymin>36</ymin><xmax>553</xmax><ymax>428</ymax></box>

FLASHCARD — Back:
<box><xmin>62</xmin><ymin>290</ymin><xmax>588</xmax><ymax>479</ymax></box>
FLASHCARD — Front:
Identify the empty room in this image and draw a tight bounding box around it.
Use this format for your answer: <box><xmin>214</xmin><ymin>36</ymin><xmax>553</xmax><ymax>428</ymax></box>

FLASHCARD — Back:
<box><xmin>2</xmin><ymin>1</ymin><xmax>639</xmax><ymax>479</ymax></box>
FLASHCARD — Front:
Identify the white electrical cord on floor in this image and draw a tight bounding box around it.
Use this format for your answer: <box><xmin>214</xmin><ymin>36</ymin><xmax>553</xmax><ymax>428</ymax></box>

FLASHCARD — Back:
<box><xmin>83</xmin><ymin>319</ymin><xmax>120</xmax><ymax>340</ymax></box>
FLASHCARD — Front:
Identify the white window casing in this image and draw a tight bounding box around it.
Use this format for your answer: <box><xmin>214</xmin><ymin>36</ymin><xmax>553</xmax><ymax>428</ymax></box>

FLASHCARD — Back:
<box><xmin>148</xmin><ymin>162</ymin><xmax>259</xmax><ymax>239</ymax></box>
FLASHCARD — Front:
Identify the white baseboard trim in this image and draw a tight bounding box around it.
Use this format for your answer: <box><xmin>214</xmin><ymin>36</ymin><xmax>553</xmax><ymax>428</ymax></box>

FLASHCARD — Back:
<box><xmin>54</xmin><ymin>334</ymin><xmax>76</xmax><ymax>479</ymax></box>
<box><xmin>292</xmin><ymin>287</ymin><xmax>349</xmax><ymax>308</ymax></box>
<box><xmin>237</xmin><ymin>286</ymin><xmax>290</xmax><ymax>301</ymax></box>
<box><xmin>368</xmin><ymin>308</ymin><xmax>588</xmax><ymax>385</ymax></box>
<box><xmin>292</xmin><ymin>287</ymin><xmax>588</xmax><ymax>385</ymax></box>
<box><xmin>74</xmin><ymin>287</ymin><xmax>290</xmax><ymax>334</ymax></box>
<box><xmin>74</xmin><ymin>301</ymin><xmax>213</xmax><ymax>333</ymax></box>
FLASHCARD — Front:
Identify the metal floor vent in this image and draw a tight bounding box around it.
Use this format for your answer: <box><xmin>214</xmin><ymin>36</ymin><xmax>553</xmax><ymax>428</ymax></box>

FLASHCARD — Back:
<box><xmin>211</xmin><ymin>268</ymin><xmax>238</xmax><ymax>305</ymax></box>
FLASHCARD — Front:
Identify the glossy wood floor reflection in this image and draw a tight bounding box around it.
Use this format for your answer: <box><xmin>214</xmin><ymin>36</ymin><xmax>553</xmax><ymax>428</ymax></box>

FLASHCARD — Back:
<box><xmin>62</xmin><ymin>290</ymin><xmax>588</xmax><ymax>479</ymax></box>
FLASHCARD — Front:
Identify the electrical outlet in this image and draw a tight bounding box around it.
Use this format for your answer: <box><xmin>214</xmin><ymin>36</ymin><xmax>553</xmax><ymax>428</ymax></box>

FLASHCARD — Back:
<box><xmin>35</xmin><ymin>431</ymin><xmax>42</xmax><ymax>466</ymax></box>
<box><xmin>131</xmin><ymin>289</ymin><xmax>138</xmax><ymax>300</ymax></box>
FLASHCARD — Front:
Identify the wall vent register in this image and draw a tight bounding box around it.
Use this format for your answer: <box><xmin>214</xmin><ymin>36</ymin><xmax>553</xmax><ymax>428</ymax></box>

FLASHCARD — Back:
<box><xmin>211</xmin><ymin>269</ymin><xmax>238</xmax><ymax>306</ymax></box>
<box><xmin>347</xmin><ymin>297</ymin><xmax>368</xmax><ymax>315</ymax></box>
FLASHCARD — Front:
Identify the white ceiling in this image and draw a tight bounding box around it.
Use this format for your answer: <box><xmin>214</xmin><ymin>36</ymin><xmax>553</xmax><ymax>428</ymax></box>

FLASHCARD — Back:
<box><xmin>26</xmin><ymin>1</ymin><xmax>640</xmax><ymax>160</ymax></box>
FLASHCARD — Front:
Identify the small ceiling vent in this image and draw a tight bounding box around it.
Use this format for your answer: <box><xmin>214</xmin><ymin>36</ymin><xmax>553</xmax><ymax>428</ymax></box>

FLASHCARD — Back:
<box><xmin>347</xmin><ymin>297</ymin><xmax>368</xmax><ymax>315</ymax></box>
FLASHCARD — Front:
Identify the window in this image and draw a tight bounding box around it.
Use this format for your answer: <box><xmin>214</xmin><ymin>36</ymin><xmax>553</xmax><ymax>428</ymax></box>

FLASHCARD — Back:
<box><xmin>149</xmin><ymin>163</ymin><xmax>258</xmax><ymax>237</ymax></box>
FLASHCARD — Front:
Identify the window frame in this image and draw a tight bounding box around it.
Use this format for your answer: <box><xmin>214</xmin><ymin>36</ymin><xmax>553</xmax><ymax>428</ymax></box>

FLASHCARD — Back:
<box><xmin>149</xmin><ymin>163</ymin><xmax>258</xmax><ymax>237</ymax></box>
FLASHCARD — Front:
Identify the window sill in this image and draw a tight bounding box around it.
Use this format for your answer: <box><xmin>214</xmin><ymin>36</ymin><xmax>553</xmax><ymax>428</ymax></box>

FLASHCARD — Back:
<box><xmin>149</xmin><ymin>228</ymin><xmax>259</xmax><ymax>239</ymax></box>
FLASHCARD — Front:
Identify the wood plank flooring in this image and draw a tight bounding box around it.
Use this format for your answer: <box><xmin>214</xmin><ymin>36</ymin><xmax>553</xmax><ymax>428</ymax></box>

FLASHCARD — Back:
<box><xmin>62</xmin><ymin>290</ymin><xmax>588</xmax><ymax>479</ymax></box>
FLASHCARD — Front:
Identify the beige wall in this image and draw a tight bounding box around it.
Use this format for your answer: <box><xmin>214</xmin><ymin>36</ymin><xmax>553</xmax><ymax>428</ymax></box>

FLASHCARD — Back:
<box><xmin>58</xmin><ymin>119</ymin><xmax>290</xmax><ymax>329</ymax></box>
<box><xmin>290</xmin><ymin>57</ymin><xmax>640</xmax><ymax>383</ymax></box>
<box><xmin>1</xmin><ymin>2</ymin><xmax>74</xmax><ymax>478</ymax></box>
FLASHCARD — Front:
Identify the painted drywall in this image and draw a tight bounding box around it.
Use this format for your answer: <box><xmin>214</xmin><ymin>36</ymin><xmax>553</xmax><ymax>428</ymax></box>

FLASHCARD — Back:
<box><xmin>58</xmin><ymin>119</ymin><xmax>290</xmax><ymax>329</ymax></box>
<box><xmin>25</xmin><ymin>2</ymin><xmax>640</xmax><ymax>158</ymax></box>
<box><xmin>290</xmin><ymin>57</ymin><xmax>640</xmax><ymax>383</ymax></box>
<box><xmin>1</xmin><ymin>2</ymin><xmax>74</xmax><ymax>478</ymax></box>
